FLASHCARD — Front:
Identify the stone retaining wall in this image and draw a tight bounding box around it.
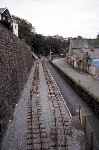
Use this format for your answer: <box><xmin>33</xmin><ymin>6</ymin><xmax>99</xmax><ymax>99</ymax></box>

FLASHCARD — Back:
<box><xmin>0</xmin><ymin>23</ymin><xmax>33</xmax><ymax>144</ymax></box>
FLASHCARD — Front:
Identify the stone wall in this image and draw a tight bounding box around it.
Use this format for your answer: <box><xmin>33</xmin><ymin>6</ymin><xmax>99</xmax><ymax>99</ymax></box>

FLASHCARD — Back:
<box><xmin>0</xmin><ymin>23</ymin><xmax>33</xmax><ymax>143</ymax></box>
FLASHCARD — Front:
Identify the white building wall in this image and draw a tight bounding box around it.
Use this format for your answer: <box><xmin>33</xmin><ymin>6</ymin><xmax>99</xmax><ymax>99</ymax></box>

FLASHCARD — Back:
<box><xmin>0</xmin><ymin>14</ymin><xmax>1</xmax><ymax>20</ymax></box>
<box><xmin>13</xmin><ymin>22</ymin><xmax>18</xmax><ymax>37</ymax></box>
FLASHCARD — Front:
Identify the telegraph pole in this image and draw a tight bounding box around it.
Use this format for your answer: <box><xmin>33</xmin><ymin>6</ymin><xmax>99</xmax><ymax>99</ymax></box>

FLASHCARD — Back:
<box><xmin>50</xmin><ymin>49</ymin><xmax>52</xmax><ymax>60</ymax></box>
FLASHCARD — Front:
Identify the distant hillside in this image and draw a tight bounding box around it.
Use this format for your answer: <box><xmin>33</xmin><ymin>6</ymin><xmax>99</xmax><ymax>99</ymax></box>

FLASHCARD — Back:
<box><xmin>0</xmin><ymin>23</ymin><xmax>33</xmax><ymax>144</ymax></box>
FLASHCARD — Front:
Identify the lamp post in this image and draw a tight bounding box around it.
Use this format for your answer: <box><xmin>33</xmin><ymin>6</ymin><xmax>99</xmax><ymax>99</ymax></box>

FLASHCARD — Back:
<box><xmin>50</xmin><ymin>49</ymin><xmax>52</xmax><ymax>60</ymax></box>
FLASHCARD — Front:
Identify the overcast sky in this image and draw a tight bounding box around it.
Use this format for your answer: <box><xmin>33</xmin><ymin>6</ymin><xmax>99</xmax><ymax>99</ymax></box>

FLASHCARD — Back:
<box><xmin>0</xmin><ymin>0</ymin><xmax>99</xmax><ymax>38</ymax></box>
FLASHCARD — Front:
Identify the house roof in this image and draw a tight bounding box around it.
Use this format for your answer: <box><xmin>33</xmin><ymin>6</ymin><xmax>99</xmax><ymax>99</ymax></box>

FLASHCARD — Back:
<box><xmin>69</xmin><ymin>38</ymin><xmax>99</xmax><ymax>59</ymax></box>
<box><xmin>0</xmin><ymin>8</ymin><xmax>7</xmax><ymax>14</ymax></box>
<box><xmin>87</xmin><ymin>39</ymin><xmax>99</xmax><ymax>48</ymax></box>
<box><xmin>0</xmin><ymin>8</ymin><xmax>12</xmax><ymax>19</ymax></box>
<box><xmin>70</xmin><ymin>38</ymin><xmax>89</xmax><ymax>49</ymax></box>
<box><xmin>70</xmin><ymin>38</ymin><xmax>99</xmax><ymax>49</ymax></box>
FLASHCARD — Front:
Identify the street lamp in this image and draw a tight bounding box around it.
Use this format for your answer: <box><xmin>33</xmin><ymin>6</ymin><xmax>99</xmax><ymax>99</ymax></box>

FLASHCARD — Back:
<box><xmin>50</xmin><ymin>49</ymin><xmax>53</xmax><ymax>60</ymax></box>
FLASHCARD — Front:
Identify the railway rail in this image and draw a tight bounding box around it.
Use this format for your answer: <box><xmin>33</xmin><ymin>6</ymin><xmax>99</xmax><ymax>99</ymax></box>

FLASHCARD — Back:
<box><xmin>1</xmin><ymin>59</ymin><xmax>89</xmax><ymax>150</ymax></box>
<box><xmin>26</xmin><ymin>61</ymin><xmax>48</xmax><ymax>150</ymax></box>
<box><xmin>42</xmin><ymin>60</ymin><xmax>72</xmax><ymax>150</ymax></box>
<box><xmin>25</xmin><ymin>60</ymin><xmax>73</xmax><ymax>150</ymax></box>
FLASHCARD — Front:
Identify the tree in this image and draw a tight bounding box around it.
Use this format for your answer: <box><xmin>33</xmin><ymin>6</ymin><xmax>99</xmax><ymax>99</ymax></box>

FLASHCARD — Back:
<box><xmin>12</xmin><ymin>16</ymin><xmax>69</xmax><ymax>55</ymax></box>
<box><xmin>32</xmin><ymin>34</ymin><xmax>69</xmax><ymax>56</ymax></box>
<box><xmin>97</xmin><ymin>34</ymin><xmax>99</xmax><ymax>39</ymax></box>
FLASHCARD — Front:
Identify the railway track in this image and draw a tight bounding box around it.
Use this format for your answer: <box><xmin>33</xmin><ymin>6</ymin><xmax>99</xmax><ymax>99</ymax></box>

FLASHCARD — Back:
<box><xmin>25</xmin><ymin>60</ymin><xmax>72</xmax><ymax>150</ymax></box>
<box><xmin>1</xmin><ymin>60</ymin><xmax>86</xmax><ymax>150</ymax></box>
<box><xmin>26</xmin><ymin>61</ymin><xmax>39</xmax><ymax>150</ymax></box>
<box><xmin>26</xmin><ymin>61</ymin><xmax>48</xmax><ymax>150</ymax></box>
<box><xmin>42</xmin><ymin>61</ymin><xmax>72</xmax><ymax>150</ymax></box>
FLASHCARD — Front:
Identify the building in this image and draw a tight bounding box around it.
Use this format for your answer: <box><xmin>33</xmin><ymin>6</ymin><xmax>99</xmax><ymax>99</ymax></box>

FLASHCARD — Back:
<box><xmin>68</xmin><ymin>37</ymin><xmax>89</xmax><ymax>55</ymax></box>
<box><xmin>0</xmin><ymin>8</ymin><xmax>12</xmax><ymax>29</ymax></box>
<box><xmin>89</xmin><ymin>58</ymin><xmax>99</xmax><ymax>77</ymax></box>
<box><xmin>67</xmin><ymin>37</ymin><xmax>99</xmax><ymax>77</ymax></box>
<box><xmin>0</xmin><ymin>8</ymin><xmax>18</xmax><ymax>37</ymax></box>
<box><xmin>69</xmin><ymin>37</ymin><xmax>99</xmax><ymax>59</ymax></box>
<box><xmin>12</xmin><ymin>18</ymin><xmax>18</xmax><ymax>37</ymax></box>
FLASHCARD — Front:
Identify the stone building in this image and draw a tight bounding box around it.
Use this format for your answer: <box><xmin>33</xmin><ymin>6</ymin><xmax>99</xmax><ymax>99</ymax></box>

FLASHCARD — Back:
<box><xmin>67</xmin><ymin>37</ymin><xmax>99</xmax><ymax>76</ymax></box>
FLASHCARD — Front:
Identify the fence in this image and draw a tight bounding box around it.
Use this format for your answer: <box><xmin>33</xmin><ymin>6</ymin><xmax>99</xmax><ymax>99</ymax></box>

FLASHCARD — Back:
<box><xmin>78</xmin><ymin>106</ymin><xmax>99</xmax><ymax>150</ymax></box>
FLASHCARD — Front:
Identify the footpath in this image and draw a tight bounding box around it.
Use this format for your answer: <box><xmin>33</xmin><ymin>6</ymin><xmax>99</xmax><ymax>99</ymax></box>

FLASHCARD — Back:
<box><xmin>52</xmin><ymin>58</ymin><xmax>99</xmax><ymax>101</ymax></box>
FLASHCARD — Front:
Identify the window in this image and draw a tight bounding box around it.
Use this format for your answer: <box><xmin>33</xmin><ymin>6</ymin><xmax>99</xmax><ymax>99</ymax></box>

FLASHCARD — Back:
<box><xmin>3</xmin><ymin>16</ymin><xmax>5</xmax><ymax>20</ymax></box>
<box><xmin>8</xmin><ymin>19</ymin><xmax>11</xmax><ymax>23</ymax></box>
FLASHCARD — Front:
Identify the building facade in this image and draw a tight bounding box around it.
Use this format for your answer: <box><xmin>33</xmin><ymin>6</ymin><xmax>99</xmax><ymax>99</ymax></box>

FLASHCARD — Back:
<box><xmin>66</xmin><ymin>37</ymin><xmax>99</xmax><ymax>77</ymax></box>
<box><xmin>12</xmin><ymin>19</ymin><xmax>18</xmax><ymax>37</ymax></box>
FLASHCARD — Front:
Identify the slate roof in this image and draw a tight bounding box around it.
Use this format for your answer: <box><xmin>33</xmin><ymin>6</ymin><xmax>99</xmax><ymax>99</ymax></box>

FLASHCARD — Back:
<box><xmin>70</xmin><ymin>38</ymin><xmax>99</xmax><ymax>49</ymax></box>
<box><xmin>69</xmin><ymin>38</ymin><xmax>99</xmax><ymax>59</ymax></box>
<box><xmin>88</xmin><ymin>39</ymin><xmax>99</xmax><ymax>48</ymax></box>
<box><xmin>0</xmin><ymin>8</ymin><xmax>7</xmax><ymax>14</ymax></box>
<box><xmin>0</xmin><ymin>8</ymin><xmax>12</xmax><ymax>19</ymax></box>
<box><xmin>70</xmin><ymin>38</ymin><xmax>89</xmax><ymax>49</ymax></box>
